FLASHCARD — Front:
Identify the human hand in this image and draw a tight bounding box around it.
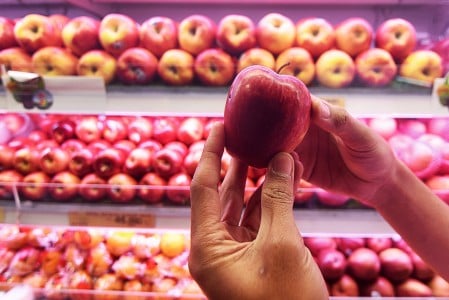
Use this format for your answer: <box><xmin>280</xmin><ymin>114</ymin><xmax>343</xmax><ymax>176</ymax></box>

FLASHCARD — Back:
<box><xmin>295</xmin><ymin>96</ymin><xmax>399</xmax><ymax>207</ymax></box>
<box><xmin>189</xmin><ymin>122</ymin><xmax>328</xmax><ymax>300</ymax></box>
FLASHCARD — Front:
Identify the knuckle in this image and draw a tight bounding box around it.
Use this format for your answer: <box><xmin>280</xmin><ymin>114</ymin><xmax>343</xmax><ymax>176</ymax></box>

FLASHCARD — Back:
<box><xmin>262</xmin><ymin>185</ymin><xmax>293</xmax><ymax>205</ymax></box>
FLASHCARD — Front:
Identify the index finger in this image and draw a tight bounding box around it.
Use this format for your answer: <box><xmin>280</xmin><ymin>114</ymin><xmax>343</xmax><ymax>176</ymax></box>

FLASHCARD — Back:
<box><xmin>190</xmin><ymin>122</ymin><xmax>225</xmax><ymax>236</ymax></box>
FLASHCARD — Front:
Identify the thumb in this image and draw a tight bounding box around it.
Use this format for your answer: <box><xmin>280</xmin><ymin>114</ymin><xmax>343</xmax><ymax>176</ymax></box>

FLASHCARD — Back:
<box><xmin>257</xmin><ymin>152</ymin><xmax>298</xmax><ymax>238</ymax></box>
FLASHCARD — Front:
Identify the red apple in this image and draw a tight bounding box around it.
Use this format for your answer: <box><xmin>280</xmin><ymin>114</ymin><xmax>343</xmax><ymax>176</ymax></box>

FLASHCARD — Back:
<box><xmin>183</xmin><ymin>150</ymin><xmax>203</xmax><ymax>177</ymax></box>
<box><xmin>398</xmin><ymin>119</ymin><xmax>427</xmax><ymax>139</ymax></box>
<box><xmin>295</xmin><ymin>17</ymin><xmax>335</xmax><ymax>59</ymax></box>
<box><xmin>428</xmin><ymin>118</ymin><xmax>449</xmax><ymax>142</ymax></box>
<box><xmin>116</xmin><ymin>47</ymin><xmax>158</xmax><ymax>85</ymax></box>
<box><xmin>101</xmin><ymin>117</ymin><xmax>128</xmax><ymax>144</ymax></box>
<box><xmin>99</xmin><ymin>13</ymin><xmax>140</xmax><ymax>57</ymax></box>
<box><xmin>123</xmin><ymin>147</ymin><xmax>154</xmax><ymax>179</ymax></box>
<box><xmin>48</xmin><ymin>171</ymin><xmax>80</xmax><ymax>201</ymax></box>
<box><xmin>399</xmin><ymin>50</ymin><xmax>443</xmax><ymax>84</ymax></box>
<box><xmin>107</xmin><ymin>173</ymin><xmax>137</xmax><ymax>203</ymax></box>
<box><xmin>138</xmin><ymin>139</ymin><xmax>163</xmax><ymax>153</ymax></box>
<box><xmin>88</xmin><ymin>140</ymin><xmax>111</xmax><ymax>154</ymax></box>
<box><xmin>93</xmin><ymin>148</ymin><xmax>126</xmax><ymax>179</ymax></box>
<box><xmin>49</xmin><ymin>14</ymin><xmax>70</xmax><ymax>34</ymax></box>
<box><xmin>316</xmin><ymin>189</ymin><xmax>350</xmax><ymax>207</ymax></box>
<box><xmin>157</xmin><ymin>48</ymin><xmax>195</xmax><ymax>86</ymax></box>
<box><xmin>113</xmin><ymin>140</ymin><xmax>136</xmax><ymax>157</ymax></box>
<box><xmin>347</xmin><ymin>247</ymin><xmax>381</xmax><ymax>282</ymax></box>
<box><xmin>316</xmin><ymin>248</ymin><xmax>347</xmax><ymax>281</ymax></box>
<box><xmin>315</xmin><ymin>49</ymin><xmax>356</xmax><ymax>88</ymax></box>
<box><xmin>224</xmin><ymin>65</ymin><xmax>311</xmax><ymax>168</ymax></box>
<box><xmin>194</xmin><ymin>48</ymin><xmax>235</xmax><ymax>86</ymax></box>
<box><xmin>28</xmin><ymin>130</ymin><xmax>49</xmax><ymax>144</ymax></box>
<box><xmin>0</xmin><ymin>47</ymin><xmax>33</xmax><ymax>72</ymax></box>
<box><xmin>62</xmin><ymin>16</ymin><xmax>101</xmax><ymax>57</ymax></box>
<box><xmin>138</xmin><ymin>172</ymin><xmax>167</xmax><ymax>204</ymax></box>
<box><xmin>166</xmin><ymin>172</ymin><xmax>191</xmax><ymax>205</ymax></box>
<box><xmin>236</xmin><ymin>47</ymin><xmax>276</xmax><ymax>73</ymax></box>
<box><xmin>31</xmin><ymin>46</ymin><xmax>78</xmax><ymax>76</ymax></box>
<box><xmin>294</xmin><ymin>179</ymin><xmax>315</xmax><ymax>205</ymax></box>
<box><xmin>140</xmin><ymin>16</ymin><xmax>178</xmax><ymax>58</ymax></box>
<box><xmin>335</xmin><ymin>17</ymin><xmax>373</xmax><ymax>58</ymax></box>
<box><xmin>275</xmin><ymin>47</ymin><xmax>315</xmax><ymax>86</ymax></box>
<box><xmin>13</xmin><ymin>146</ymin><xmax>40</xmax><ymax>175</ymax></box>
<box><xmin>359</xmin><ymin>276</ymin><xmax>395</xmax><ymax>297</ymax></box>
<box><xmin>8</xmin><ymin>246</ymin><xmax>41</xmax><ymax>276</ymax></box>
<box><xmin>396</xmin><ymin>278</ymin><xmax>433</xmax><ymax>297</ymax></box>
<box><xmin>68</xmin><ymin>270</ymin><xmax>93</xmax><ymax>300</ymax></box>
<box><xmin>429</xmin><ymin>275</ymin><xmax>449</xmax><ymax>297</ymax></box>
<box><xmin>77</xmin><ymin>49</ymin><xmax>117</xmax><ymax>84</ymax></box>
<box><xmin>39</xmin><ymin>146</ymin><xmax>70</xmax><ymax>175</ymax></box>
<box><xmin>336</xmin><ymin>237</ymin><xmax>365</xmax><ymax>256</ymax></box>
<box><xmin>329</xmin><ymin>274</ymin><xmax>359</xmax><ymax>297</ymax></box>
<box><xmin>14</xmin><ymin>14</ymin><xmax>62</xmax><ymax>53</ymax></box>
<box><xmin>60</xmin><ymin>139</ymin><xmax>86</xmax><ymax>156</ymax></box>
<box><xmin>178</xmin><ymin>14</ymin><xmax>216</xmax><ymax>56</ymax></box>
<box><xmin>78</xmin><ymin>173</ymin><xmax>107</xmax><ymax>202</ymax></box>
<box><xmin>410</xmin><ymin>251</ymin><xmax>435</xmax><ymax>281</ymax></box>
<box><xmin>176</xmin><ymin>117</ymin><xmax>204</xmax><ymax>146</ymax></box>
<box><xmin>188</xmin><ymin>140</ymin><xmax>206</xmax><ymax>154</ymax></box>
<box><xmin>366</xmin><ymin>237</ymin><xmax>393</xmax><ymax>253</ymax></box>
<box><xmin>303</xmin><ymin>236</ymin><xmax>337</xmax><ymax>257</ymax></box>
<box><xmin>0</xmin><ymin>170</ymin><xmax>23</xmax><ymax>199</ymax></box>
<box><xmin>152</xmin><ymin>117</ymin><xmax>178</xmax><ymax>144</ymax></box>
<box><xmin>355</xmin><ymin>48</ymin><xmax>398</xmax><ymax>87</ymax></box>
<box><xmin>426</xmin><ymin>175</ymin><xmax>449</xmax><ymax>203</ymax></box>
<box><xmin>75</xmin><ymin>116</ymin><xmax>103</xmax><ymax>144</ymax></box>
<box><xmin>367</xmin><ymin>117</ymin><xmax>398</xmax><ymax>140</ymax></box>
<box><xmin>0</xmin><ymin>144</ymin><xmax>15</xmax><ymax>171</ymax></box>
<box><xmin>69</xmin><ymin>148</ymin><xmax>95</xmax><ymax>177</ymax></box>
<box><xmin>0</xmin><ymin>17</ymin><xmax>18</xmax><ymax>50</ymax></box>
<box><xmin>152</xmin><ymin>147</ymin><xmax>184</xmax><ymax>179</ymax></box>
<box><xmin>256</xmin><ymin>13</ymin><xmax>295</xmax><ymax>55</ymax></box>
<box><xmin>35</xmin><ymin>139</ymin><xmax>59</xmax><ymax>152</ymax></box>
<box><xmin>375</xmin><ymin>18</ymin><xmax>416</xmax><ymax>63</ymax></box>
<box><xmin>126</xmin><ymin>117</ymin><xmax>153</xmax><ymax>144</ymax></box>
<box><xmin>216</xmin><ymin>14</ymin><xmax>257</xmax><ymax>55</ymax></box>
<box><xmin>51</xmin><ymin>119</ymin><xmax>76</xmax><ymax>144</ymax></box>
<box><xmin>379</xmin><ymin>247</ymin><xmax>413</xmax><ymax>282</ymax></box>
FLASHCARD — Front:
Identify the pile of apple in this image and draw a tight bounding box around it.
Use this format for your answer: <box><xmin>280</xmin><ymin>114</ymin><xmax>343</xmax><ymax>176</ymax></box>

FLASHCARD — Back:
<box><xmin>0</xmin><ymin>12</ymin><xmax>445</xmax><ymax>88</ymax></box>
<box><xmin>0</xmin><ymin>225</ymin><xmax>206</xmax><ymax>299</ymax></box>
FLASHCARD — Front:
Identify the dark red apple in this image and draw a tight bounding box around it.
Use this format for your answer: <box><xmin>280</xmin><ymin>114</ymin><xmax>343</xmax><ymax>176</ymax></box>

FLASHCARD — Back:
<box><xmin>224</xmin><ymin>65</ymin><xmax>311</xmax><ymax>168</ymax></box>
<box><xmin>395</xmin><ymin>278</ymin><xmax>433</xmax><ymax>297</ymax></box>
<box><xmin>166</xmin><ymin>172</ymin><xmax>191</xmax><ymax>205</ymax></box>
<box><xmin>0</xmin><ymin>144</ymin><xmax>15</xmax><ymax>171</ymax></box>
<box><xmin>164</xmin><ymin>141</ymin><xmax>188</xmax><ymax>158</ymax></box>
<box><xmin>69</xmin><ymin>148</ymin><xmax>95</xmax><ymax>178</ymax></box>
<box><xmin>123</xmin><ymin>147</ymin><xmax>154</xmax><ymax>179</ymax></box>
<box><xmin>152</xmin><ymin>147</ymin><xmax>184</xmax><ymax>179</ymax></box>
<box><xmin>329</xmin><ymin>274</ymin><xmax>359</xmax><ymax>296</ymax></box>
<box><xmin>93</xmin><ymin>148</ymin><xmax>126</xmax><ymax>179</ymax></box>
<box><xmin>316</xmin><ymin>248</ymin><xmax>347</xmax><ymax>281</ymax></box>
<box><xmin>336</xmin><ymin>237</ymin><xmax>365</xmax><ymax>256</ymax></box>
<box><xmin>51</xmin><ymin>119</ymin><xmax>76</xmax><ymax>144</ymax></box>
<box><xmin>152</xmin><ymin>117</ymin><xmax>178</xmax><ymax>145</ymax></box>
<box><xmin>379</xmin><ymin>247</ymin><xmax>413</xmax><ymax>282</ymax></box>
<box><xmin>347</xmin><ymin>247</ymin><xmax>381</xmax><ymax>282</ymax></box>
<box><xmin>303</xmin><ymin>236</ymin><xmax>337</xmax><ymax>257</ymax></box>
<box><xmin>0</xmin><ymin>170</ymin><xmax>24</xmax><ymax>199</ymax></box>
<box><xmin>107</xmin><ymin>173</ymin><xmax>137</xmax><ymax>203</ymax></box>
<box><xmin>138</xmin><ymin>172</ymin><xmax>167</xmax><ymax>204</ymax></box>
<box><xmin>60</xmin><ymin>139</ymin><xmax>86</xmax><ymax>156</ymax></box>
<box><xmin>177</xmin><ymin>117</ymin><xmax>204</xmax><ymax>146</ymax></box>
<box><xmin>359</xmin><ymin>276</ymin><xmax>395</xmax><ymax>297</ymax></box>
<box><xmin>410</xmin><ymin>251</ymin><xmax>435</xmax><ymax>282</ymax></box>
<box><xmin>183</xmin><ymin>150</ymin><xmax>202</xmax><ymax>176</ymax></box>
<box><xmin>78</xmin><ymin>173</ymin><xmax>107</xmax><ymax>202</ymax></box>
<box><xmin>13</xmin><ymin>146</ymin><xmax>40</xmax><ymax>175</ymax></box>
<box><xmin>366</xmin><ymin>237</ymin><xmax>393</xmax><ymax>253</ymax></box>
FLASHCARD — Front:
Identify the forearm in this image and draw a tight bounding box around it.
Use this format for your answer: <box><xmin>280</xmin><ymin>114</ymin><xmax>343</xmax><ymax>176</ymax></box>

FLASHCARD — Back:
<box><xmin>374</xmin><ymin>159</ymin><xmax>449</xmax><ymax>281</ymax></box>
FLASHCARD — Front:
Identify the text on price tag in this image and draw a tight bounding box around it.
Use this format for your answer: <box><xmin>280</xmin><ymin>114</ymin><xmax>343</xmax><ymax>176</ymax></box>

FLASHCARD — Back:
<box><xmin>68</xmin><ymin>212</ymin><xmax>156</xmax><ymax>228</ymax></box>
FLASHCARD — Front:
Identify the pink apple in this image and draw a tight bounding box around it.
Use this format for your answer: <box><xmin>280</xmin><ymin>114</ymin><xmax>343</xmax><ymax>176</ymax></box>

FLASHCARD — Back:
<box><xmin>140</xmin><ymin>16</ymin><xmax>178</xmax><ymax>58</ymax></box>
<box><xmin>236</xmin><ymin>47</ymin><xmax>276</xmax><ymax>73</ymax></box>
<box><xmin>194</xmin><ymin>48</ymin><xmax>235</xmax><ymax>86</ymax></box>
<box><xmin>166</xmin><ymin>172</ymin><xmax>191</xmax><ymax>205</ymax></box>
<box><xmin>62</xmin><ymin>16</ymin><xmax>101</xmax><ymax>57</ymax></box>
<box><xmin>256</xmin><ymin>13</ymin><xmax>296</xmax><ymax>55</ymax></box>
<box><xmin>28</xmin><ymin>130</ymin><xmax>49</xmax><ymax>144</ymax></box>
<box><xmin>39</xmin><ymin>147</ymin><xmax>70</xmax><ymax>175</ymax></box>
<box><xmin>426</xmin><ymin>175</ymin><xmax>449</xmax><ymax>203</ymax></box>
<box><xmin>397</xmin><ymin>119</ymin><xmax>427</xmax><ymax>139</ymax></box>
<box><xmin>355</xmin><ymin>48</ymin><xmax>398</xmax><ymax>87</ymax></box>
<box><xmin>157</xmin><ymin>49</ymin><xmax>195</xmax><ymax>86</ymax></box>
<box><xmin>138</xmin><ymin>172</ymin><xmax>167</xmax><ymax>204</ymax></box>
<box><xmin>77</xmin><ymin>49</ymin><xmax>117</xmax><ymax>84</ymax></box>
<box><xmin>295</xmin><ymin>17</ymin><xmax>335</xmax><ymax>59</ymax></box>
<box><xmin>99</xmin><ymin>13</ymin><xmax>140</xmax><ymax>57</ymax></box>
<box><xmin>379</xmin><ymin>247</ymin><xmax>413</xmax><ymax>282</ymax></box>
<box><xmin>123</xmin><ymin>147</ymin><xmax>154</xmax><ymax>179</ymax></box>
<box><xmin>303</xmin><ymin>236</ymin><xmax>337</xmax><ymax>257</ymax></box>
<box><xmin>427</xmin><ymin>118</ymin><xmax>449</xmax><ymax>141</ymax></box>
<box><xmin>366</xmin><ymin>237</ymin><xmax>393</xmax><ymax>253</ymax></box>
<box><xmin>335</xmin><ymin>17</ymin><xmax>373</xmax><ymax>58</ymax></box>
<box><xmin>116</xmin><ymin>47</ymin><xmax>158</xmax><ymax>85</ymax></box>
<box><xmin>113</xmin><ymin>140</ymin><xmax>136</xmax><ymax>157</ymax></box>
<box><xmin>367</xmin><ymin>117</ymin><xmax>398</xmax><ymax>140</ymax></box>
<box><xmin>178</xmin><ymin>14</ymin><xmax>216</xmax><ymax>56</ymax></box>
<box><xmin>78</xmin><ymin>173</ymin><xmax>107</xmax><ymax>202</ymax></box>
<box><xmin>20</xmin><ymin>171</ymin><xmax>50</xmax><ymax>201</ymax></box>
<box><xmin>107</xmin><ymin>173</ymin><xmax>137</xmax><ymax>203</ymax></box>
<box><xmin>216</xmin><ymin>14</ymin><xmax>257</xmax><ymax>55</ymax></box>
<box><xmin>176</xmin><ymin>117</ymin><xmax>204</xmax><ymax>146</ymax></box>
<box><xmin>316</xmin><ymin>248</ymin><xmax>347</xmax><ymax>281</ymax></box>
<box><xmin>48</xmin><ymin>171</ymin><xmax>81</xmax><ymax>201</ymax></box>
<box><xmin>375</xmin><ymin>18</ymin><xmax>417</xmax><ymax>63</ymax></box>
<box><xmin>347</xmin><ymin>247</ymin><xmax>381</xmax><ymax>282</ymax></box>
<box><xmin>0</xmin><ymin>17</ymin><xmax>18</xmax><ymax>50</ymax></box>
<box><xmin>127</xmin><ymin>117</ymin><xmax>153</xmax><ymax>144</ymax></box>
<box><xmin>75</xmin><ymin>116</ymin><xmax>103</xmax><ymax>144</ymax></box>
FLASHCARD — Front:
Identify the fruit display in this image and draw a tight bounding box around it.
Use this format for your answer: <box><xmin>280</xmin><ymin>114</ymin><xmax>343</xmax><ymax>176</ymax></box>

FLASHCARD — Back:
<box><xmin>0</xmin><ymin>12</ymin><xmax>445</xmax><ymax>88</ymax></box>
<box><xmin>0</xmin><ymin>112</ymin><xmax>448</xmax><ymax>208</ymax></box>
<box><xmin>1</xmin><ymin>224</ymin><xmax>449</xmax><ymax>298</ymax></box>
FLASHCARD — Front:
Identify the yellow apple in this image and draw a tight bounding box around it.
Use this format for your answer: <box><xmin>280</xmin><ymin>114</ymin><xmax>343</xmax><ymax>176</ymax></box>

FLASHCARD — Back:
<box><xmin>316</xmin><ymin>49</ymin><xmax>356</xmax><ymax>88</ymax></box>
<box><xmin>0</xmin><ymin>47</ymin><xmax>33</xmax><ymax>73</ymax></box>
<box><xmin>157</xmin><ymin>49</ymin><xmax>195</xmax><ymax>85</ymax></box>
<box><xmin>77</xmin><ymin>49</ymin><xmax>117</xmax><ymax>84</ymax></box>
<box><xmin>178</xmin><ymin>14</ymin><xmax>216</xmax><ymax>56</ymax></box>
<box><xmin>99</xmin><ymin>13</ymin><xmax>140</xmax><ymax>57</ymax></box>
<box><xmin>237</xmin><ymin>47</ymin><xmax>275</xmax><ymax>73</ymax></box>
<box><xmin>355</xmin><ymin>48</ymin><xmax>397</xmax><ymax>87</ymax></box>
<box><xmin>335</xmin><ymin>17</ymin><xmax>373</xmax><ymax>58</ymax></box>
<box><xmin>275</xmin><ymin>47</ymin><xmax>315</xmax><ymax>86</ymax></box>
<box><xmin>295</xmin><ymin>17</ymin><xmax>335</xmax><ymax>59</ymax></box>
<box><xmin>256</xmin><ymin>13</ymin><xmax>296</xmax><ymax>55</ymax></box>
<box><xmin>399</xmin><ymin>50</ymin><xmax>443</xmax><ymax>84</ymax></box>
<box><xmin>32</xmin><ymin>46</ymin><xmax>78</xmax><ymax>76</ymax></box>
<box><xmin>194</xmin><ymin>48</ymin><xmax>235</xmax><ymax>86</ymax></box>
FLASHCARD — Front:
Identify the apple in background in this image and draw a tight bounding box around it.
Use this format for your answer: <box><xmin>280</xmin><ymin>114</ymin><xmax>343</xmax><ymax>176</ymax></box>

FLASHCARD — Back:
<box><xmin>0</xmin><ymin>170</ymin><xmax>23</xmax><ymax>199</ymax></box>
<box><xmin>49</xmin><ymin>14</ymin><xmax>69</xmax><ymax>33</ymax></box>
<box><xmin>427</xmin><ymin>118</ymin><xmax>449</xmax><ymax>142</ymax></box>
<box><xmin>303</xmin><ymin>236</ymin><xmax>337</xmax><ymax>257</ymax></box>
<box><xmin>69</xmin><ymin>148</ymin><xmax>95</xmax><ymax>177</ymax></box>
<box><xmin>0</xmin><ymin>47</ymin><xmax>33</xmax><ymax>72</ymax></box>
<box><xmin>13</xmin><ymin>147</ymin><xmax>40</xmax><ymax>175</ymax></box>
<box><xmin>39</xmin><ymin>147</ymin><xmax>70</xmax><ymax>175</ymax></box>
<box><xmin>426</xmin><ymin>175</ymin><xmax>449</xmax><ymax>203</ymax></box>
<box><xmin>429</xmin><ymin>275</ymin><xmax>449</xmax><ymax>297</ymax></box>
<box><xmin>0</xmin><ymin>145</ymin><xmax>15</xmax><ymax>171</ymax></box>
<box><xmin>237</xmin><ymin>47</ymin><xmax>276</xmax><ymax>73</ymax></box>
<box><xmin>152</xmin><ymin>117</ymin><xmax>178</xmax><ymax>145</ymax></box>
<box><xmin>194</xmin><ymin>48</ymin><xmax>235</xmax><ymax>86</ymax></box>
<box><xmin>60</xmin><ymin>139</ymin><xmax>85</xmax><ymax>156</ymax></box>
<box><xmin>78</xmin><ymin>173</ymin><xmax>107</xmax><ymax>202</ymax></box>
<box><xmin>101</xmin><ymin>117</ymin><xmax>128</xmax><ymax>144</ymax></box>
<box><xmin>62</xmin><ymin>16</ymin><xmax>101</xmax><ymax>57</ymax></box>
<box><xmin>409</xmin><ymin>251</ymin><xmax>435</xmax><ymax>281</ymax></box>
<box><xmin>336</xmin><ymin>237</ymin><xmax>365</xmax><ymax>256</ymax></box>
<box><xmin>316</xmin><ymin>189</ymin><xmax>350</xmax><ymax>207</ymax></box>
<box><xmin>77</xmin><ymin>49</ymin><xmax>117</xmax><ymax>84</ymax></box>
<box><xmin>93</xmin><ymin>274</ymin><xmax>123</xmax><ymax>298</ymax></box>
<box><xmin>48</xmin><ymin>171</ymin><xmax>80</xmax><ymax>201</ymax></box>
<box><xmin>0</xmin><ymin>17</ymin><xmax>18</xmax><ymax>50</ymax></box>
<box><xmin>28</xmin><ymin>130</ymin><xmax>48</xmax><ymax>144</ymax></box>
<box><xmin>152</xmin><ymin>147</ymin><xmax>184</xmax><ymax>179</ymax></box>
<box><xmin>116</xmin><ymin>47</ymin><xmax>158</xmax><ymax>85</ymax></box>
<box><xmin>164</xmin><ymin>140</ymin><xmax>188</xmax><ymax>158</ymax></box>
<box><xmin>329</xmin><ymin>274</ymin><xmax>359</xmax><ymax>297</ymax></box>
<box><xmin>140</xmin><ymin>16</ymin><xmax>178</xmax><ymax>58</ymax></box>
<box><xmin>138</xmin><ymin>172</ymin><xmax>167</xmax><ymax>204</ymax></box>
<box><xmin>22</xmin><ymin>194</ymin><xmax>49</xmax><ymax>217</ymax></box>
<box><xmin>355</xmin><ymin>48</ymin><xmax>398</xmax><ymax>87</ymax></box>
<box><xmin>127</xmin><ymin>117</ymin><xmax>152</xmax><ymax>144</ymax></box>
<box><xmin>113</xmin><ymin>139</ymin><xmax>136</xmax><ymax>157</ymax></box>
<box><xmin>294</xmin><ymin>179</ymin><xmax>315</xmax><ymax>205</ymax></box>
<box><xmin>256</xmin><ymin>13</ymin><xmax>296</xmax><ymax>55</ymax></box>
<box><xmin>396</xmin><ymin>278</ymin><xmax>433</xmax><ymax>297</ymax></box>
<box><xmin>275</xmin><ymin>47</ymin><xmax>315</xmax><ymax>86</ymax></box>
<box><xmin>316</xmin><ymin>248</ymin><xmax>347</xmax><ymax>281</ymax></box>
<box><xmin>166</xmin><ymin>172</ymin><xmax>191</xmax><ymax>205</ymax></box>
<box><xmin>379</xmin><ymin>247</ymin><xmax>413</xmax><ymax>282</ymax></box>
<box><xmin>107</xmin><ymin>173</ymin><xmax>137</xmax><ymax>203</ymax></box>
<box><xmin>315</xmin><ymin>49</ymin><xmax>356</xmax><ymax>88</ymax></box>
<box><xmin>75</xmin><ymin>116</ymin><xmax>103</xmax><ymax>144</ymax></box>
<box><xmin>183</xmin><ymin>149</ymin><xmax>202</xmax><ymax>176</ymax></box>
<box><xmin>216</xmin><ymin>14</ymin><xmax>257</xmax><ymax>55</ymax></box>
<box><xmin>375</xmin><ymin>18</ymin><xmax>416</xmax><ymax>63</ymax></box>
<box><xmin>397</xmin><ymin>119</ymin><xmax>426</xmax><ymax>138</ymax></box>
<box><xmin>178</xmin><ymin>14</ymin><xmax>216</xmax><ymax>56</ymax></box>
<box><xmin>295</xmin><ymin>17</ymin><xmax>335</xmax><ymax>59</ymax></box>
<box><xmin>68</xmin><ymin>270</ymin><xmax>93</xmax><ymax>298</ymax></box>
<box><xmin>359</xmin><ymin>276</ymin><xmax>395</xmax><ymax>297</ymax></box>
<box><xmin>13</xmin><ymin>14</ymin><xmax>62</xmax><ymax>53</ymax></box>
<box><xmin>335</xmin><ymin>17</ymin><xmax>373</xmax><ymax>58</ymax></box>
<box><xmin>347</xmin><ymin>247</ymin><xmax>381</xmax><ymax>282</ymax></box>
<box><xmin>366</xmin><ymin>237</ymin><xmax>393</xmax><ymax>253</ymax></box>
<box><xmin>51</xmin><ymin>119</ymin><xmax>76</xmax><ymax>144</ymax></box>
<box><xmin>88</xmin><ymin>140</ymin><xmax>111</xmax><ymax>154</ymax></box>
<box><xmin>224</xmin><ymin>65</ymin><xmax>311</xmax><ymax>168</ymax></box>
<box><xmin>124</xmin><ymin>147</ymin><xmax>154</xmax><ymax>179</ymax></box>
<box><xmin>99</xmin><ymin>13</ymin><xmax>139</xmax><ymax>57</ymax></box>
<box><xmin>367</xmin><ymin>117</ymin><xmax>397</xmax><ymax>140</ymax></box>
<box><xmin>93</xmin><ymin>148</ymin><xmax>126</xmax><ymax>179</ymax></box>
<box><xmin>157</xmin><ymin>49</ymin><xmax>195</xmax><ymax>86</ymax></box>
<box><xmin>399</xmin><ymin>50</ymin><xmax>443</xmax><ymax>84</ymax></box>
<box><xmin>177</xmin><ymin>117</ymin><xmax>204</xmax><ymax>145</ymax></box>
<box><xmin>138</xmin><ymin>139</ymin><xmax>163</xmax><ymax>155</ymax></box>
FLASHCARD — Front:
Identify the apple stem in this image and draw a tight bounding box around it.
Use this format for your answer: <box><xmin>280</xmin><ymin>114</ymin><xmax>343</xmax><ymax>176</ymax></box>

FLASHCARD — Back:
<box><xmin>277</xmin><ymin>62</ymin><xmax>291</xmax><ymax>74</ymax></box>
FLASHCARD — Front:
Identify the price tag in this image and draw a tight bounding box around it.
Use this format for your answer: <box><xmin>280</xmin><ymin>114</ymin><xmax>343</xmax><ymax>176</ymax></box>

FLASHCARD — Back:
<box><xmin>68</xmin><ymin>212</ymin><xmax>156</xmax><ymax>228</ymax></box>
<box><xmin>321</xmin><ymin>97</ymin><xmax>346</xmax><ymax>108</ymax></box>
<box><xmin>0</xmin><ymin>207</ymin><xmax>4</xmax><ymax>223</ymax></box>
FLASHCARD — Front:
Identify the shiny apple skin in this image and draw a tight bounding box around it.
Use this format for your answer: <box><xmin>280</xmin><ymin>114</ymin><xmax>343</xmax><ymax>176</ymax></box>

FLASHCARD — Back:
<box><xmin>224</xmin><ymin>65</ymin><xmax>311</xmax><ymax>168</ymax></box>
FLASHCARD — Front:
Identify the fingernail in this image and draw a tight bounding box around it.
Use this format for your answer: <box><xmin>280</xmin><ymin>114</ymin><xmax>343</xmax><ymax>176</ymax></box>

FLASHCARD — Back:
<box><xmin>320</xmin><ymin>101</ymin><xmax>331</xmax><ymax>118</ymax></box>
<box><xmin>270</xmin><ymin>153</ymin><xmax>293</xmax><ymax>176</ymax></box>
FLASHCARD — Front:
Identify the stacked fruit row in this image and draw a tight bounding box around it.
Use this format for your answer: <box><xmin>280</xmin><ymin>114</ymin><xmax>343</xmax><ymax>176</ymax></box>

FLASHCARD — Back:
<box><xmin>2</xmin><ymin>225</ymin><xmax>449</xmax><ymax>298</ymax></box>
<box><xmin>0</xmin><ymin>112</ymin><xmax>448</xmax><ymax>207</ymax></box>
<box><xmin>0</xmin><ymin>13</ymin><xmax>446</xmax><ymax>88</ymax></box>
